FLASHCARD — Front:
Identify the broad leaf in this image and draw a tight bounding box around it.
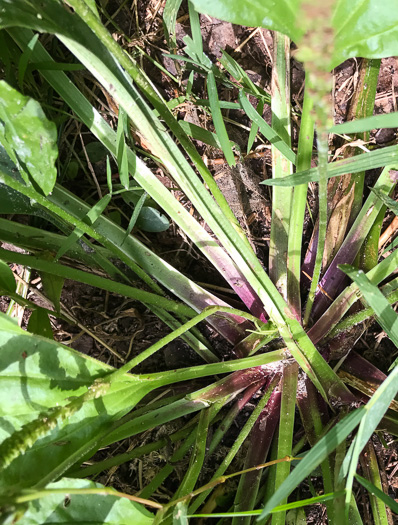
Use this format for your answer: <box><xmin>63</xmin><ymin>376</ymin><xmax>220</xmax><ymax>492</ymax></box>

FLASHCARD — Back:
<box><xmin>190</xmin><ymin>0</ymin><xmax>398</xmax><ymax>69</ymax></box>
<box><xmin>15</xmin><ymin>477</ymin><xmax>154</xmax><ymax>525</ymax></box>
<box><xmin>0</xmin><ymin>81</ymin><xmax>57</xmax><ymax>195</ymax></box>
<box><xmin>0</xmin><ymin>312</ymin><xmax>151</xmax><ymax>492</ymax></box>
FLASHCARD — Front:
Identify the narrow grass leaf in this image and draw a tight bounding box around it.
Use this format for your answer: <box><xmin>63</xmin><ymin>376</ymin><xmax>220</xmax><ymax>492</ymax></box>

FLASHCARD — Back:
<box><xmin>371</xmin><ymin>187</ymin><xmax>398</xmax><ymax>215</ymax></box>
<box><xmin>188</xmin><ymin>1</ymin><xmax>203</xmax><ymax>58</ymax></box>
<box><xmin>261</xmin><ymin>145</ymin><xmax>398</xmax><ymax>186</ymax></box>
<box><xmin>163</xmin><ymin>0</ymin><xmax>183</xmax><ymax>43</ymax></box>
<box><xmin>340</xmin><ymin>265</ymin><xmax>398</xmax><ymax>349</ymax></box>
<box><xmin>258</xmin><ymin>408</ymin><xmax>365</xmax><ymax>520</ymax></box>
<box><xmin>39</xmin><ymin>255</ymin><xmax>65</xmax><ymax>313</ymax></box>
<box><xmin>238</xmin><ymin>91</ymin><xmax>296</xmax><ymax>165</ymax></box>
<box><xmin>220</xmin><ymin>51</ymin><xmax>270</xmax><ymax>101</ymax></box>
<box><xmin>189</xmin><ymin>490</ymin><xmax>347</xmax><ymax>517</ymax></box>
<box><xmin>330</xmin><ymin>112</ymin><xmax>398</xmax><ymax>135</ymax></box>
<box><xmin>18</xmin><ymin>32</ymin><xmax>38</xmax><ymax>89</ymax></box>
<box><xmin>207</xmin><ymin>70</ymin><xmax>235</xmax><ymax>166</ymax></box>
<box><xmin>116</xmin><ymin>106</ymin><xmax>129</xmax><ymax>189</ymax></box>
<box><xmin>54</xmin><ymin>194</ymin><xmax>111</xmax><ymax>261</ymax></box>
<box><xmin>106</xmin><ymin>155</ymin><xmax>112</xmax><ymax>194</ymax></box>
<box><xmin>186</xmin><ymin>70</ymin><xmax>194</xmax><ymax>97</ymax></box>
<box><xmin>383</xmin><ymin>236</ymin><xmax>398</xmax><ymax>254</ymax></box>
<box><xmin>124</xmin><ymin>191</ymin><xmax>148</xmax><ymax>239</ymax></box>
<box><xmin>355</xmin><ymin>474</ymin><xmax>398</xmax><ymax>514</ymax></box>
<box><xmin>247</xmin><ymin>99</ymin><xmax>264</xmax><ymax>154</ymax></box>
<box><xmin>178</xmin><ymin>120</ymin><xmax>238</xmax><ymax>150</ymax></box>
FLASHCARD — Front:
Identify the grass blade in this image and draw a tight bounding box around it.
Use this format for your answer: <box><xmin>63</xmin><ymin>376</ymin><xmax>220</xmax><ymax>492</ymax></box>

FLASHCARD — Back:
<box><xmin>355</xmin><ymin>474</ymin><xmax>398</xmax><ymax>515</ymax></box>
<box><xmin>207</xmin><ymin>69</ymin><xmax>235</xmax><ymax>166</ymax></box>
<box><xmin>261</xmin><ymin>146</ymin><xmax>398</xmax><ymax>186</ymax></box>
<box><xmin>238</xmin><ymin>90</ymin><xmax>296</xmax><ymax>165</ymax></box>
<box><xmin>259</xmin><ymin>408</ymin><xmax>365</xmax><ymax>520</ymax></box>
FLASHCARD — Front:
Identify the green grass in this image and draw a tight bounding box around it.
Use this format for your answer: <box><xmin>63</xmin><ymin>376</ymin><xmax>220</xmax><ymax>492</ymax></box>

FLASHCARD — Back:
<box><xmin>0</xmin><ymin>0</ymin><xmax>398</xmax><ymax>524</ymax></box>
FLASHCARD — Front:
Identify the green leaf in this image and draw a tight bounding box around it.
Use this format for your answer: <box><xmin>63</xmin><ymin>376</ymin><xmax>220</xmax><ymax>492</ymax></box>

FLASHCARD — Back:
<box><xmin>259</xmin><ymin>408</ymin><xmax>365</xmax><ymax>520</ymax></box>
<box><xmin>18</xmin><ymin>32</ymin><xmax>39</xmax><ymax>90</ymax></box>
<box><xmin>190</xmin><ymin>0</ymin><xmax>398</xmax><ymax>69</ymax></box>
<box><xmin>261</xmin><ymin>145</ymin><xmax>398</xmax><ymax>186</ymax></box>
<box><xmin>178</xmin><ymin>120</ymin><xmax>239</xmax><ymax>151</ymax></box>
<box><xmin>27</xmin><ymin>308</ymin><xmax>53</xmax><ymax>339</ymax></box>
<box><xmin>370</xmin><ymin>187</ymin><xmax>398</xmax><ymax>216</ymax></box>
<box><xmin>163</xmin><ymin>0</ymin><xmax>183</xmax><ymax>43</ymax></box>
<box><xmin>207</xmin><ymin>70</ymin><xmax>235</xmax><ymax>166</ymax></box>
<box><xmin>0</xmin><ymin>259</ymin><xmax>16</xmax><ymax>293</ymax></box>
<box><xmin>190</xmin><ymin>0</ymin><xmax>302</xmax><ymax>43</ymax></box>
<box><xmin>119</xmin><ymin>188</ymin><xmax>170</xmax><ymax>233</ymax></box>
<box><xmin>15</xmin><ymin>477</ymin><xmax>154</xmax><ymax>524</ymax></box>
<box><xmin>0</xmin><ymin>311</ymin><xmax>150</xmax><ymax>491</ymax></box>
<box><xmin>116</xmin><ymin>107</ymin><xmax>129</xmax><ymax>189</ymax></box>
<box><xmin>124</xmin><ymin>191</ymin><xmax>147</xmax><ymax>238</ymax></box>
<box><xmin>238</xmin><ymin>91</ymin><xmax>296</xmax><ymax>165</ymax></box>
<box><xmin>55</xmin><ymin>194</ymin><xmax>112</xmax><ymax>262</ymax></box>
<box><xmin>330</xmin><ymin>111</ymin><xmax>398</xmax><ymax>135</ymax></box>
<box><xmin>39</xmin><ymin>253</ymin><xmax>65</xmax><ymax>312</ymax></box>
<box><xmin>0</xmin><ymin>80</ymin><xmax>57</xmax><ymax>195</ymax></box>
<box><xmin>83</xmin><ymin>141</ymin><xmax>109</xmax><ymax>163</ymax></box>
<box><xmin>355</xmin><ymin>474</ymin><xmax>398</xmax><ymax>515</ymax></box>
<box><xmin>340</xmin><ymin>265</ymin><xmax>398</xmax><ymax>350</ymax></box>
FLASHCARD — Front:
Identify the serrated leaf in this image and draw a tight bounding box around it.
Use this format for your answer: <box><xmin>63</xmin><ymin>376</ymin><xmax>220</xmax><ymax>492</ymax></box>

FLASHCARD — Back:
<box><xmin>0</xmin><ymin>80</ymin><xmax>57</xmax><ymax>195</ymax></box>
<box><xmin>27</xmin><ymin>307</ymin><xmax>53</xmax><ymax>339</ymax></box>
<box><xmin>15</xmin><ymin>477</ymin><xmax>154</xmax><ymax>525</ymax></box>
<box><xmin>0</xmin><ymin>259</ymin><xmax>16</xmax><ymax>293</ymax></box>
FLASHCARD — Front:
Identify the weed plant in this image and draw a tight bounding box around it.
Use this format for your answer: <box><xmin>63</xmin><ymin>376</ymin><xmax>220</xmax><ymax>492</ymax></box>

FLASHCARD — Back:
<box><xmin>0</xmin><ymin>0</ymin><xmax>398</xmax><ymax>523</ymax></box>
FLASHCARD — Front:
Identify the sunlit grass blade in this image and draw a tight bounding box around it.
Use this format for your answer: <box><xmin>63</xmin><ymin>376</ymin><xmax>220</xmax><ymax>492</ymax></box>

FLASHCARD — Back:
<box><xmin>247</xmin><ymin>99</ymin><xmax>264</xmax><ymax>154</ymax></box>
<box><xmin>163</xmin><ymin>0</ymin><xmax>183</xmax><ymax>43</ymax></box>
<box><xmin>261</xmin><ymin>146</ymin><xmax>398</xmax><ymax>186</ymax></box>
<box><xmin>116</xmin><ymin>106</ymin><xmax>129</xmax><ymax>189</ymax></box>
<box><xmin>310</xmin><ymin>166</ymin><xmax>397</xmax><ymax>322</ymax></box>
<box><xmin>220</xmin><ymin>50</ymin><xmax>270</xmax><ymax>102</ymax></box>
<box><xmin>18</xmin><ymin>32</ymin><xmax>38</xmax><ymax>89</ymax></box>
<box><xmin>340</xmin><ymin>265</ymin><xmax>398</xmax><ymax>349</ymax></box>
<box><xmin>287</xmin><ymin>80</ymin><xmax>314</xmax><ymax>319</ymax></box>
<box><xmin>207</xmin><ymin>69</ymin><xmax>235</xmax><ymax>166</ymax></box>
<box><xmin>188</xmin><ymin>491</ymin><xmax>347</xmax><ymax>518</ymax></box>
<box><xmin>188</xmin><ymin>376</ymin><xmax>281</xmax><ymax>514</ymax></box>
<box><xmin>238</xmin><ymin>90</ymin><xmax>296</xmax><ymax>165</ymax></box>
<box><xmin>330</xmin><ymin>111</ymin><xmax>398</xmax><ymax>135</ymax></box>
<box><xmin>124</xmin><ymin>191</ymin><xmax>147</xmax><ymax>239</ymax></box>
<box><xmin>269</xmin><ymin>32</ymin><xmax>293</xmax><ymax>300</ymax></box>
<box><xmin>333</xmin><ymin>267</ymin><xmax>398</xmax><ymax>517</ymax></box>
<box><xmin>268</xmin><ymin>364</ymin><xmax>298</xmax><ymax>525</ymax></box>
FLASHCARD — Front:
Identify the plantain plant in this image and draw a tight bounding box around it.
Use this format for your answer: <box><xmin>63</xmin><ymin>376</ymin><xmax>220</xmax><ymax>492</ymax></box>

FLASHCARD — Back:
<box><xmin>0</xmin><ymin>0</ymin><xmax>398</xmax><ymax>523</ymax></box>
